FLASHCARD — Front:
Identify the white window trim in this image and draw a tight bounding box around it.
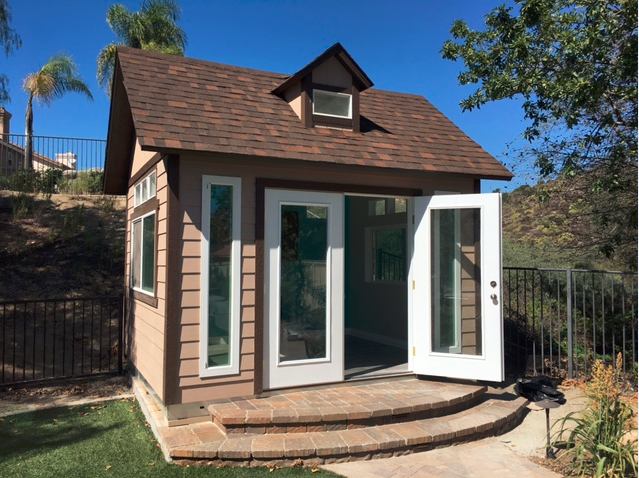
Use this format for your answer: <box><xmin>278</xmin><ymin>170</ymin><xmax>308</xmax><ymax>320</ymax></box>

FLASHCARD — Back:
<box><xmin>130</xmin><ymin>210</ymin><xmax>156</xmax><ymax>296</ymax></box>
<box><xmin>312</xmin><ymin>89</ymin><xmax>353</xmax><ymax>119</ymax></box>
<box><xmin>134</xmin><ymin>171</ymin><xmax>157</xmax><ymax>207</ymax></box>
<box><xmin>200</xmin><ymin>175</ymin><xmax>242</xmax><ymax>377</ymax></box>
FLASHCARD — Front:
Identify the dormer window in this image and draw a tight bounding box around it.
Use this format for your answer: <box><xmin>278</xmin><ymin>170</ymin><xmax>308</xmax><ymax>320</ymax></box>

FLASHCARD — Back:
<box><xmin>313</xmin><ymin>89</ymin><xmax>352</xmax><ymax>119</ymax></box>
<box><xmin>272</xmin><ymin>43</ymin><xmax>374</xmax><ymax>133</ymax></box>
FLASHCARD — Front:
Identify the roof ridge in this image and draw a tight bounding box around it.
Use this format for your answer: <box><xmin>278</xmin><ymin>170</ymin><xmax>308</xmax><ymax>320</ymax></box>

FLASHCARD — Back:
<box><xmin>117</xmin><ymin>46</ymin><xmax>287</xmax><ymax>80</ymax></box>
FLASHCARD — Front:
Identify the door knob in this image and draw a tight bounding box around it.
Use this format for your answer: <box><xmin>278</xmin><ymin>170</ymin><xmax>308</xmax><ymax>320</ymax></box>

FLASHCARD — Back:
<box><xmin>490</xmin><ymin>293</ymin><xmax>498</xmax><ymax>300</ymax></box>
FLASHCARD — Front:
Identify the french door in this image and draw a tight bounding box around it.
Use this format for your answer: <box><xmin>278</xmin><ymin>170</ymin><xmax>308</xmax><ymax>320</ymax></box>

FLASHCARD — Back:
<box><xmin>412</xmin><ymin>193</ymin><xmax>504</xmax><ymax>382</ymax></box>
<box><xmin>263</xmin><ymin>190</ymin><xmax>503</xmax><ymax>389</ymax></box>
<box><xmin>264</xmin><ymin>189</ymin><xmax>344</xmax><ymax>389</ymax></box>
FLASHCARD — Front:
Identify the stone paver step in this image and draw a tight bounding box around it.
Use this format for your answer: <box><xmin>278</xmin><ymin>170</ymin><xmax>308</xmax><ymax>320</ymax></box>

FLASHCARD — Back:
<box><xmin>164</xmin><ymin>396</ymin><xmax>528</xmax><ymax>466</ymax></box>
<box><xmin>209</xmin><ymin>380</ymin><xmax>486</xmax><ymax>434</ymax></box>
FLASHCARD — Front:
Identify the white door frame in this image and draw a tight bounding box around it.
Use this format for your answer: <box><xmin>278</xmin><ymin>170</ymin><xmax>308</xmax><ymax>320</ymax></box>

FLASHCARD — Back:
<box><xmin>411</xmin><ymin>193</ymin><xmax>504</xmax><ymax>382</ymax></box>
<box><xmin>264</xmin><ymin>189</ymin><xmax>344</xmax><ymax>390</ymax></box>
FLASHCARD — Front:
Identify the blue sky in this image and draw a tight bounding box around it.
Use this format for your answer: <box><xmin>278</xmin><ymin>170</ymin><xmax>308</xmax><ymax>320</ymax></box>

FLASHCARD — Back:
<box><xmin>3</xmin><ymin>0</ymin><xmax>531</xmax><ymax>192</ymax></box>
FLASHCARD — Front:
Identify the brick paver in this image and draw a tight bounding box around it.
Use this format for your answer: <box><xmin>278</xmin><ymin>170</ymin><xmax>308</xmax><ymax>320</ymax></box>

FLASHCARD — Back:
<box><xmin>322</xmin><ymin>438</ymin><xmax>563</xmax><ymax>478</ymax></box>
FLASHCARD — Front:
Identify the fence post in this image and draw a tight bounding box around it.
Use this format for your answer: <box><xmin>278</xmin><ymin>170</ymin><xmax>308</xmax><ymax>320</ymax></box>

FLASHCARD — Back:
<box><xmin>118</xmin><ymin>294</ymin><xmax>124</xmax><ymax>375</ymax></box>
<box><xmin>566</xmin><ymin>268</ymin><xmax>574</xmax><ymax>378</ymax></box>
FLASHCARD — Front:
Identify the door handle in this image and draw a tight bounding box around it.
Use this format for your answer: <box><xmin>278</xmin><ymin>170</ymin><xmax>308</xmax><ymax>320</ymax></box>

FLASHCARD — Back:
<box><xmin>490</xmin><ymin>293</ymin><xmax>498</xmax><ymax>301</ymax></box>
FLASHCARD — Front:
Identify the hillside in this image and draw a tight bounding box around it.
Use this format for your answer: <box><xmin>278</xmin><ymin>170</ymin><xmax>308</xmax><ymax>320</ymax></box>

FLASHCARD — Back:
<box><xmin>0</xmin><ymin>180</ymin><xmax>633</xmax><ymax>303</ymax></box>
<box><xmin>501</xmin><ymin>180</ymin><xmax>637</xmax><ymax>271</ymax></box>
<box><xmin>0</xmin><ymin>192</ymin><xmax>126</xmax><ymax>301</ymax></box>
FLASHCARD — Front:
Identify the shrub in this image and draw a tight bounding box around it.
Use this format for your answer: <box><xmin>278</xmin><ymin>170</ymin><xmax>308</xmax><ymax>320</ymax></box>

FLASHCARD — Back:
<box><xmin>58</xmin><ymin>170</ymin><xmax>103</xmax><ymax>195</ymax></box>
<box><xmin>554</xmin><ymin>354</ymin><xmax>637</xmax><ymax>477</ymax></box>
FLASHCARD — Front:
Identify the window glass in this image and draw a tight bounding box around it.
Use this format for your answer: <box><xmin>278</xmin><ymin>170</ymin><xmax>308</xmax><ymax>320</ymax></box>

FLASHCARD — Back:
<box><xmin>141</xmin><ymin>215</ymin><xmax>155</xmax><ymax>293</ymax></box>
<box><xmin>372</xmin><ymin>227</ymin><xmax>406</xmax><ymax>282</ymax></box>
<box><xmin>149</xmin><ymin>171</ymin><xmax>157</xmax><ymax>198</ymax></box>
<box><xmin>134</xmin><ymin>171</ymin><xmax>157</xmax><ymax>207</ymax></box>
<box><xmin>313</xmin><ymin>90</ymin><xmax>352</xmax><ymax>118</ymax></box>
<box><xmin>141</xmin><ymin>180</ymin><xmax>148</xmax><ymax>203</ymax></box>
<box><xmin>131</xmin><ymin>213</ymin><xmax>155</xmax><ymax>294</ymax></box>
<box><xmin>201</xmin><ymin>175</ymin><xmax>241</xmax><ymax>377</ymax></box>
<box><xmin>279</xmin><ymin>204</ymin><xmax>328</xmax><ymax>362</ymax></box>
<box><xmin>132</xmin><ymin>219</ymin><xmax>142</xmax><ymax>289</ymax></box>
<box><xmin>207</xmin><ymin>185</ymin><xmax>233</xmax><ymax>368</ymax></box>
<box><xmin>368</xmin><ymin>198</ymin><xmax>407</xmax><ymax>216</ymax></box>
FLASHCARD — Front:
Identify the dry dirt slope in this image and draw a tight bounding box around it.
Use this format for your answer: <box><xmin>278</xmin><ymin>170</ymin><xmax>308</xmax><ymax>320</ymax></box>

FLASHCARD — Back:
<box><xmin>0</xmin><ymin>192</ymin><xmax>126</xmax><ymax>301</ymax></box>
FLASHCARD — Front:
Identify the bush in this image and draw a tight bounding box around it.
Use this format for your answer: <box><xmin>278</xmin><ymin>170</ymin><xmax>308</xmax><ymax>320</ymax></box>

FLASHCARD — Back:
<box><xmin>57</xmin><ymin>170</ymin><xmax>103</xmax><ymax>195</ymax></box>
<box><xmin>0</xmin><ymin>169</ymin><xmax>104</xmax><ymax>195</ymax></box>
<box><xmin>554</xmin><ymin>354</ymin><xmax>637</xmax><ymax>477</ymax></box>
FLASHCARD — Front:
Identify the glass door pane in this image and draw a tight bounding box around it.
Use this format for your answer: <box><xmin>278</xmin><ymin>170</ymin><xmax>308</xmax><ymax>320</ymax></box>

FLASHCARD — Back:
<box><xmin>431</xmin><ymin>207</ymin><xmax>482</xmax><ymax>356</ymax></box>
<box><xmin>265</xmin><ymin>189</ymin><xmax>343</xmax><ymax>389</ymax></box>
<box><xmin>279</xmin><ymin>205</ymin><xmax>328</xmax><ymax>362</ymax></box>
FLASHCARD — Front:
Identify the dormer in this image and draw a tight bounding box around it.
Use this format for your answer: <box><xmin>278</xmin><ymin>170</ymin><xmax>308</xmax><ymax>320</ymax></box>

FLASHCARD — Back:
<box><xmin>273</xmin><ymin>43</ymin><xmax>373</xmax><ymax>132</ymax></box>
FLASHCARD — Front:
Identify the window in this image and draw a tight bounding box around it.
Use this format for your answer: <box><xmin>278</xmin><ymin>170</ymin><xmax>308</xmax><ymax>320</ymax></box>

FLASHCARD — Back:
<box><xmin>367</xmin><ymin>226</ymin><xmax>407</xmax><ymax>282</ymax></box>
<box><xmin>369</xmin><ymin>198</ymin><xmax>406</xmax><ymax>216</ymax></box>
<box><xmin>313</xmin><ymin>90</ymin><xmax>352</xmax><ymax>119</ymax></box>
<box><xmin>134</xmin><ymin>171</ymin><xmax>156</xmax><ymax>207</ymax></box>
<box><xmin>131</xmin><ymin>212</ymin><xmax>155</xmax><ymax>295</ymax></box>
<box><xmin>200</xmin><ymin>175</ymin><xmax>242</xmax><ymax>377</ymax></box>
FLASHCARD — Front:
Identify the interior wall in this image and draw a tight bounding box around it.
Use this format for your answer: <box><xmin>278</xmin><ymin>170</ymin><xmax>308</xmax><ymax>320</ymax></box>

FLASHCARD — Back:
<box><xmin>345</xmin><ymin>196</ymin><xmax>408</xmax><ymax>345</ymax></box>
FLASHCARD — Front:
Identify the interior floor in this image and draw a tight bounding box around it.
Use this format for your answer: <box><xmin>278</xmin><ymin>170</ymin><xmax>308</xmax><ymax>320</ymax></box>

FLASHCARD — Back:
<box><xmin>344</xmin><ymin>335</ymin><xmax>409</xmax><ymax>380</ymax></box>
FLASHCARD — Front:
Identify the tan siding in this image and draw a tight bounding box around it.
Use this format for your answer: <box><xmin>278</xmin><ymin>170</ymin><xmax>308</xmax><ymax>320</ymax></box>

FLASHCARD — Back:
<box><xmin>283</xmin><ymin>82</ymin><xmax>302</xmax><ymax>120</ymax></box>
<box><xmin>312</xmin><ymin>56</ymin><xmax>352</xmax><ymax>88</ymax></box>
<box><xmin>170</xmin><ymin>153</ymin><xmax>475</xmax><ymax>406</ymax></box>
<box><xmin>130</xmin><ymin>138</ymin><xmax>160</xmax><ymax>178</ymax></box>
<box><xmin>180</xmin><ymin>324</ymin><xmax>199</xmax><ymax>342</ymax></box>
<box><xmin>179</xmin><ymin>382</ymin><xmax>254</xmax><ymax>404</ymax></box>
<box><xmin>178</xmin><ymin>371</ymin><xmax>254</xmax><ymax>388</ymax></box>
<box><xmin>125</xmin><ymin>149</ymin><xmax>167</xmax><ymax>402</ymax></box>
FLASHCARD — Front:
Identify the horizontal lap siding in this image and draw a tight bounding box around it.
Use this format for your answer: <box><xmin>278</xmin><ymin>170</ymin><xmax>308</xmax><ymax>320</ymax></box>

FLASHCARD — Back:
<box><xmin>126</xmin><ymin>157</ymin><xmax>167</xmax><ymax>401</ymax></box>
<box><xmin>175</xmin><ymin>158</ymin><xmax>256</xmax><ymax>404</ymax></box>
<box><xmin>173</xmin><ymin>153</ymin><xmax>476</xmax><ymax>404</ymax></box>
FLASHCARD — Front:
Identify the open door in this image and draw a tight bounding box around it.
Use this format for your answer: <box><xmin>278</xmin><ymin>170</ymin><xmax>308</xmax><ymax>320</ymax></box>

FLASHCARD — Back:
<box><xmin>264</xmin><ymin>189</ymin><xmax>344</xmax><ymax>389</ymax></box>
<box><xmin>412</xmin><ymin>193</ymin><xmax>503</xmax><ymax>382</ymax></box>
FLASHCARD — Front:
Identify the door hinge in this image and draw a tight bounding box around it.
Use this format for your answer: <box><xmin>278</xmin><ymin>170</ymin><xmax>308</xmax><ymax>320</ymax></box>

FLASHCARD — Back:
<box><xmin>412</xmin><ymin>280</ymin><xmax>415</xmax><ymax>290</ymax></box>
<box><xmin>412</xmin><ymin>346</ymin><xmax>416</xmax><ymax>357</ymax></box>
<box><xmin>412</xmin><ymin>215</ymin><xmax>415</xmax><ymax>225</ymax></box>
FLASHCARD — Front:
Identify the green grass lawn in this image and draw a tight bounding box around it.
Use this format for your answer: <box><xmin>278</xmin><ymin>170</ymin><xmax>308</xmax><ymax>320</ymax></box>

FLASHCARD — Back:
<box><xmin>0</xmin><ymin>398</ymin><xmax>340</xmax><ymax>478</ymax></box>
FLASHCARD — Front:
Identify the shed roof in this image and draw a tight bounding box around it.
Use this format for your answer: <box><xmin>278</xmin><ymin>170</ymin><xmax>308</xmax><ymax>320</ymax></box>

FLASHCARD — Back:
<box><xmin>104</xmin><ymin>46</ymin><xmax>512</xmax><ymax>194</ymax></box>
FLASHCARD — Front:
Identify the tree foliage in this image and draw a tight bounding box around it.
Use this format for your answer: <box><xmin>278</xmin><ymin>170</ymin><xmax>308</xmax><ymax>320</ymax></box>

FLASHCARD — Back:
<box><xmin>97</xmin><ymin>0</ymin><xmax>187</xmax><ymax>94</ymax></box>
<box><xmin>22</xmin><ymin>53</ymin><xmax>93</xmax><ymax>169</ymax></box>
<box><xmin>442</xmin><ymin>0</ymin><xmax>637</xmax><ymax>268</ymax></box>
<box><xmin>0</xmin><ymin>0</ymin><xmax>21</xmax><ymax>104</ymax></box>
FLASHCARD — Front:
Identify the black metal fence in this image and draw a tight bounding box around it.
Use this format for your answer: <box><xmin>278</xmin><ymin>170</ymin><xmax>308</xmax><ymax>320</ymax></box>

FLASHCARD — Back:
<box><xmin>503</xmin><ymin>267</ymin><xmax>638</xmax><ymax>380</ymax></box>
<box><xmin>0</xmin><ymin>134</ymin><xmax>107</xmax><ymax>194</ymax></box>
<box><xmin>0</xmin><ymin>296</ymin><xmax>123</xmax><ymax>385</ymax></box>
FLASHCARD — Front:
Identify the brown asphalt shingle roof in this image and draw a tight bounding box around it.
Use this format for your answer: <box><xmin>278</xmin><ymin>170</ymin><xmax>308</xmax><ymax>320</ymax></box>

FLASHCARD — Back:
<box><xmin>115</xmin><ymin>46</ymin><xmax>512</xmax><ymax>179</ymax></box>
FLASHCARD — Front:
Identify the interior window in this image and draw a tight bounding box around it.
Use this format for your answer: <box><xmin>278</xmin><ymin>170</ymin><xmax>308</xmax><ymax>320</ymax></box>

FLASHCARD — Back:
<box><xmin>370</xmin><ymin>226</ymin><xmax>406</xmax><ymax>282</ymax></box>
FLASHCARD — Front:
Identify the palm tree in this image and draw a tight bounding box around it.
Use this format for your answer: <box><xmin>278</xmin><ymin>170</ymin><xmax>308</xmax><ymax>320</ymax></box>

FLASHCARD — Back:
<box><xmin>97</xmin><ymin>0</ymin><xmax>187</xmax><ymax>94</ymax></box>
<box><xmin>22</xmin><ymin>53</ymin><xmax>93</xmax><ymax>169</ymax></box>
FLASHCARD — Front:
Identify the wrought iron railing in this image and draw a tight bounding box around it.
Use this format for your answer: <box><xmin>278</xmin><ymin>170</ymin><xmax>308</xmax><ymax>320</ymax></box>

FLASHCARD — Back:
<box><xmin>0</xmin><ymin>134</ymin><xmax>107</xmax><ymax>194</ymax></box>
<box><xmin>503</xmin><ymin>267</ymin><xmax>637</xmax><ymax>380</ymax></box>
<box><xmin>0</xmin><ymin>296</ymin><xmax>123</xmax><ymax>385</ymax></box>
